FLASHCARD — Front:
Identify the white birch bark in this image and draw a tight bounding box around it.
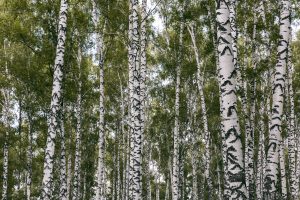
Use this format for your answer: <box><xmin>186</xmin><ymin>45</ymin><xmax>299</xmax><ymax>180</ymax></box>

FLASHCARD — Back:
<box><xmin>72</xmin><ymin>47</ymin><xmax>82</xmax><ymax>200</ymax></box>
<box><xmin>1</xmin><ymin>39</ymin><xmax>10</xmax><ymax>200</ymax></box>
<box><xmin>26</xmin><ymin>115</ymin><xmax>33</xmax><ymax>200</ymax></box>
<box><xmin>191</xmin><ymin>135</ymin><xmax>198</xmax><ymax>200</ymax></box>
<box><xmin>216</xmin><ymin>0</ymin><xmax>247</xmax><ymax>198</ymax></box>
<box><xmin>2</xmin><ymin>101</ymin><xmax>9</xmax><ymax>200</ymax></box>
<box><xmin>59</xmin><ymin>104</ymin><xmax>67</xmax><ymax>200</ymax></box>
<box><xmin>66</xmin><ymin>136</ymin><xmax>72</xmax><ymax>200</ymax></box>
<box><xmin>140</xmin><ymin>0</ymin><xmax>147</xmax><ymax>149</ymax></box>
<box><xmin>287</xmin><ymin>44</ymin><xmax>297</xmax><ymax>197</ymax></box>
<box><xmin>172</xmin><ymin>7</ymin><xmax>184</xmax><ymax>200</ymax></box>
<box><xmin>40</xmin><ymin>0</ymin><xmax>68</xmax><ymax>198</ymax></box>
<box><xmin>217</xmin><ymin>164</ymin><xmax>222</xmax><ymax>200</ymax></box>
<box><xmin>128</xmin><ymin>0</ymin><xmax>142</xmax><ymax>199</ymax></box>
<box><xmin>92</xmin><ymin>1</ymin><xmax>106</xmax><ymax>199</ymax></box>
<box><xmin>155</xmin><ymin>147</ymin><xmax>160</xmax><ymax>200</ymax></box>
<box><xmin>296</xmin><ymin>124</ymin><xmax>300</xmax><ymax>199</ymax></box>
<box><xmin>279</xmin><ymin>139</ymin><xmax>287</xmax><ymax>199</ymax></box>
<box><xmin>264</xmin><ymin>0</ymin><xmax>291</xmax><ymax>198</ymax></box>
<box><xmin>256</xmin><ymin>100</ymin><xmax>266</xmax><ymax>200</ymax></box>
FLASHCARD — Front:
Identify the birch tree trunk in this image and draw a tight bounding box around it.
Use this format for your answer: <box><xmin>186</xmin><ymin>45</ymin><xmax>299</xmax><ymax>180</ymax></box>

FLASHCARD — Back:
<box><xmin>2</xmin><ymin>98</ymin><xmax>9</xmax><ymax>200</ymax></box>
<box><xmin>59</xmin><ymin>104</ymin><xmax>67</xmax><ymax>200</ymax></box>
<box><xmin>128</xmin><ymin>0</ymin><xmax>142</xmax><ymax>199</ymax></box>
<box><xmin>172</xmin><ymin>7</ymin><xmax>184</xmax><ymax>200</ymax></box>
<box><xmin>26</xmin><ymin>115</ymin><xmax>33</xmax><ymax>200</ymax></box>
<box><xmin>72</xmin><ymin>47</ymin><xmax>82</xmax><ymax>200</ymax></box>
<box><xmin>216</xmin><ymin>0</ymin><xmax>247</xmax><ymax>198</ymax></box>
<box><xmin>279</xmin><ymin>139</ymin><xmax>287</xmax><ymax>199</ymax></box>
<box><xmin>256</xmin><ymin>100</ymin><xmax>266</xmax><ymax>200</ymax></box>
<box><xmin>140</xmin><ymin>0</ymin><xmax>147</xmax><ymax>149</ymax></box>
<box><xmin>191</xmin><ymin>133</ymin><xmax>198</xmax><ymax>200</ymax></box>
<box><xmin>287</xmin><ymin>45</ymin><xmax>297</xmax><ymax>197</ymax></box>
<box><xmin>92</xmin><ymin>1</ymin><xmax>106</xmax><ymax>199</ymax></box>
<box><xmin>296</xmin><ymin>124</ymin><xmax>300</xmax><ymax>199</ymax></box>
<box><xmin>127</xmin><ymin>2</ymin><xmax>133</xmax><ymax>198</ymax></box>
<box><xmin>1</xmin><ymin>39</ymin><xmax>10</xmax><ymax>200</ymax></box>
<box><xmin>264</xmin><ymin>0</ymin><xmax>290</xmax><ymax>198</ymax></box>
<box><xmin>40</xmin><ymin>0</ymin><xmax>68</xmax><ymax>198</ymax></box>
<box><xmin>155</xmin><ymin>147</ymin><xmax>161</xmax><ymax>200</ymax></box>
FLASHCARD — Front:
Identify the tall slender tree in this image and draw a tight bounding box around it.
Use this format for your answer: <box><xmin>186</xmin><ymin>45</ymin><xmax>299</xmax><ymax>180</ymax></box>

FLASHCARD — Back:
<box><xmin>128</xmin><ymin>0</ymin><xmax>142</xmax><ymax>199</ymax></box>
<box><xmin>1</xmin><ymin>39</ymin><xmax>10</xmax><ymax>200</ymax></box>
<box><xmin>26</xmin><ymin>113</ymin><xmax>33</xmax><ymax>200</ymax></box>
<box><xmin>92</xmin><ymin>0</ymin><xmax>106</xmax><ymax>199</ymax></box>
<box><xmin>172</xmin><ymin>5</ymin><xmax>184</xmax><ymax>200</ymax></box>
<box><xmin>40</xmin><ymin>0</ymin><xmax>68</xmax><ymax>198</ymax></box>
<box><xmin>187</xmin><ymin>23</ymin><xmax>213</xmax><ymax>191</ymax></box>
<box><xmin>216</xmin><ymin>0</ymin><xmax>247</xmax><ymax>198</ymax></box>
<box><xmin>72</xmin><ymin>46</ymin><xmax>82</xmax><ymax>200</ymax></box>
<box><xmin>264</xmin><ymin>0</ymin><xmax>291</xmax><ymax>198</ymax></box>
<box><xmin>59</xmin><ymin>103</ymin><xmax>67</xmax><ymax>200</ymax></box>
<box><xmin>287</xmin><ymin>43</ymin><xmax>297</xmax><ymax>197</ymax></box>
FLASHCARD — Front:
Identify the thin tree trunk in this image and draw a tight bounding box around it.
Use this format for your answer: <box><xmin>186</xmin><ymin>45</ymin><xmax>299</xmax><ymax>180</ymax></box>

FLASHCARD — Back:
<box><xmin>287</xmin><ymin>44</ymin><xmax>297</xmax><ymax>197</ymax></box>
<box><xmin>92</xmin><ymin>0</ymin><xmax>106</xmax><ymax>199</ymax></box>
<box><xmin>217</xmin><ymin>164</ymin><xmax>222</xmax><ymax>200</ymax></box>
<box><xmin>128</xmin><ymin>0</ymin><xmax>142</xmax><ymax>199</ymax></box>
<box><xmin>66</xmin><ymin>136</ymin><xmax>72</xmax><ymax>200</ymax></box>
<box><xmin>118</xmin><ymin>73</ymin><xmax>128</xmax><ymax>200</ymax></box>
<box><xmin>191</xmin><ymin>138</ymin><xmax>198</xmax><ymax>200</ymax></box>
<box><xmin>247</xmin><ymin>6</ymin><xmax>259</xmax><ymax>199</ymax></box>
<box><xmin>147</xmin><ymin>144</ymin><xmax>152</xmax><ymax>200</ymax></box>
<box><xmin>2</xmin><ymin>112</ymin><xmax>9</xmax><ymax>200</ymax></box>
<box><xmin>140</xmin><ymin>0</ymin><xmax>147</xmax><ymax>151</ymax></box>
<box><xmin>216</xmin><ymin>0</ymin><xmax>247</xmax><ymax>198</ymax></box>
<box><xmin>187</xmin><ymin>23</ymin><xmax>213</xmax><ymax>192</ymax></box>
<box><xmin>279</xmin><ymin>139</ymin><xmax>287</xmax><ymax>199</ymax></box>
<box><xmin>41</xmin><ymin>0</ymin><xmax>68</xmax><ymax>198</ymax></box>
<box><xmin>72</xmin><ymin>47</ymin><xmax>82</xmax><ymax>200</ymax></box>
<box><xmin>1</xmin><ymin>39</ymin><xmax>10</xmax><ymax>200</ymax></box>
<box><xmin>165</xmin><ymin>179</ymin><xmax>169</xmax><ymax>200</ymax></box>
<box><xmin>186</xmin><ymin>89</ymin><xmax>198</xmax><ymax>200</ymax></box>
<box><xmin>264</xmin><ymin>0</ymin><xmax>290</xmax><ymax>198</ymax></box>
<box><xmin>59</xmin><ymin>104</ymin><xmax>67</xmax><ymax>200</ymax></box>
<box><xmin>296</xmin><ymin>123</ymin><xmax>300</xmax><ymax>199</ymax></box>
<box><xmin>155</xmin><ymin>148</ymin><xmax>160</xmax><ymax>200</ymax></box>
<box><xmin>172</xmin><ymin>7</ymin><xmax>184</xmax><ymax>200</ymax></box>
<box><xmin>256</xmin><ymin>100</ymin><xmax>266</xmax><ymax>200</ymax></box>
<box><xmin>26</xmin><ymin>115</ymin><xmax>33</xmax><ymax>200</ymax></box>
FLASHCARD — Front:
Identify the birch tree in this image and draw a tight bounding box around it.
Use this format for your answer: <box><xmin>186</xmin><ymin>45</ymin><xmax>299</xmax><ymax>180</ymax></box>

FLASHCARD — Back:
<box><xmin>91</xmin><ymin>0</ymin><xmax>106</xmax><ymax>199</ymax></box>
<box><xmin>264</xmin><ymin>0</ymin><xmax>291</xmax><ymax>198</ymax></box>
<box><xmin>128</xmin><ymin>0</ymin><xmax>142</xmax><ymax>199</ymax></box>
<box><xmin>72</xmin><ymin>46</ymin><xmax>82</xmax><ymax>200</ymax></box>
<box><xmin>40</xmin><ymin>0</ymin><xmax>68</xmax><ymax>198</ymax></box>
<box><xmin>172</xmin><ymin>6</ymin><xmax>184</xmax><ymax>200</ymax></box>
<box><xmin>26</xmin><ymin>113</ymin><xmax>33</xmax><ymax>200</ymax></box>
<box><xmin>59</xmin><ymin>102</ymin><xmax>67</xmax><ymax>200</ymax></box>
<box><xmin>1</xmin><ymin>39</ymin><xmax>10</xmax><ymax>200</ymax></box>
<box><xmin>287</xmin><ymin>44</ymin><xmax>297</xmax><ymax>197</ymax></box>
<box><xmin>216</xmin><ymin>0</ymin><xmax>247</xmax><ymax>198</ymax></box>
